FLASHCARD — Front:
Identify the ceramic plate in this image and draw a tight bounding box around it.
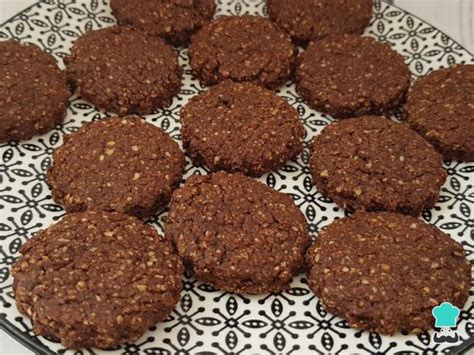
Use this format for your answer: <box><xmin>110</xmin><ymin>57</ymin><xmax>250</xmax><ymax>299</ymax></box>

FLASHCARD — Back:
<box><xmin>0</xmin><ymin>0</ymin><xmax>473</xmax><ymax>353</ymax></box>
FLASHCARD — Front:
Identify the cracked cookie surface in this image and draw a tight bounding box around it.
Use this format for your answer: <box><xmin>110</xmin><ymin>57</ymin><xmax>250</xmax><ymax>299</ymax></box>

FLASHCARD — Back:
<box><xmin>306</xmin><ymin>211</ymin><xmax>471</xmax><ymax>334</ymax></box>
<box><xmin>296</xmin><ymin>34</ymin><xmax>410</xmax><ymax>118</ymax></box>
<box><xmin>180</xmin><ymin>81</ymin><xmax>305</xmax><ymax>176</ymax></box>
<box><xmin>47</xmin><ymin>116</ymin><xmax>185</xmax><ymax>218</ymax></box>
<box><xmin>405</xmin><ymin>64</ymin><xmax>474</xmax><ymax>161</ymax></box>
<box><xmin>267</xmin><ymin>0</ymin><xmax>372</xmax><ymax>45</ymax></box>
<box><xmin>12</xmin><ymin>211</ymin><xmax>184</xmax><ymax>349</ymax></box>
<box><xmin>309</xmin><ymin>116</ymin><xmax>446</xmax><ymax>215</ymax></box>
<box><xmin>0</xmin><ymin>39</ymin><xmax>70</xmax><ymax>142</ymax></box>
<box><xmin>65</xmin><ymin>26</ymin><xmax>182</xmax><ymax>115</ymax></box>
<box><xmin>111</xmin><ymin>0</ymin><xmax>216</xmax><ymax>46</ymax></box>
<box><xmin>165</xmin><ymin>172</ymin><xmax>310</xmax><ymax>294</ymax></box>
<box><xmin>189</xmin><ymin>15</ymin><xmax>296</xmax><ymax>89</ymax></box>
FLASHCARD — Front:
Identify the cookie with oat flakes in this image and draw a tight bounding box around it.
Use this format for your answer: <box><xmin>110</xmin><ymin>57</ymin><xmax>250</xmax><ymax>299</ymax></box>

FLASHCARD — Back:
<box><xmin>180</xmin><ymin>81</ymin><xmax>305</xmax><ymax>176</ymax></box>
<box><xmin>188</xmin><ymin>15</ymin><xmax>296</xmax><ymax>90</ymax></box>
<box><xmin>165</xmin><ymin>172</ymin><xmax>311</xmax><ymax>294</ymax></box>
<box><xmin>0</xmin><ymin>39</ymin><xmax>70</xmax><ymax>142</ymax></box>
<box><xmin>111</xmin><ymin>0</ymin><xmax>216</xmax><ymax>46</ymax></box>
<box><xmin>405</xmin><ymin>64</ymin><xmax>474</xmax><ymax>161</ymax></box>
<box><xmin>65</xmin><ymin>26</ymin><xmax>182</xmax><ymax>115</ymax></box>
<box><xmin>296</xmin><ymin>34</ymin><xmax>410</xmax><ymax>118</ymax></box>
<box><xmin>267</xmin><ymin>0</ymin><xmax>373</xmax><ymax>45</ymax></box>
<box><xmin>47</xmin><ymin>116</ymin><xmax>185</xmax><ymax>219</ymax></box>
<box><xmin>306</xmin><ymin>211</ymin><xmax>471</xmax><ymax>334</ymax></box>
<box><xmin>309</xmin><ymin>116</ymin><xmax>446</xmax><ymax>215</ymax></box>
<box><xmin>12</xmin><ymin>211</ymin><xmax>184</xmax><ymax>349</ymax></box>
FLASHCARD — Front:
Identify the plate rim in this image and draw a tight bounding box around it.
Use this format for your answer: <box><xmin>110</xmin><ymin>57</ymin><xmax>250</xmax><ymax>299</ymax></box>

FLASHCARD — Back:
<box><xmin>0</xmin><ymin>0</ymin><xmax>473</xmax><ymax>354</ymax></box>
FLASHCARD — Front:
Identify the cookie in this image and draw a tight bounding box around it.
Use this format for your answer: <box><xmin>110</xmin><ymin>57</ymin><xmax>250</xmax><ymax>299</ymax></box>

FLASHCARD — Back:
<box><xmin>111</xmin><ymin>0</ymin><xmax>216</xmax><ymax>46</ymax></box>
<box><xmin>310</xmin><ymin>116</ymin><xmax>446</xmax><ymax>215</ymax></box>
<box><xmin>0</xmin><ymin>39</ymin><xmax>70</xmax><ymax>142</ymax></box>
<box><xmin>405</xmin><ymin>64</ymin><xmax>474</xmax><ymax>161</ymax></box>
<box><xmin>180</xmin><ymin>81</ymin><xmax>305</xmax><ymax>176</ymax></box>
<box><xmin>12</xmin><ymin>211</ymin><xmax>184</xmax><ymax>349</ymax></box>
<box><xmin>267</xmin><ymin>0</ymin><xmax>373</xmax><ymax>45</ymax></box>
<box><xmin>165</xmin><ymin>172</ymin><xmax>310</xmax><ymax>294</ymax></box>
<box><xmin>65</xmin><ymin>26</ymin><xmax>182</xmax><ymax>115</ymax></box>
<box><xmin>296</xmin><ymin>34</ymin><xmax>411</xmax><ymax>118</ymax></box>
<box><xmin>306</xmin><ymin>211</ymin><xmax>471</xmax><ymax>334</ymax></box>
<box><xmin>189</xmin><ymin>15</ymin><xmax>296</xmax><ymax>90</ymax></box>
<box><xmin>47</xmin><ymin>116</ymin><xmax>185</xmax><ymax>218</ymax></box>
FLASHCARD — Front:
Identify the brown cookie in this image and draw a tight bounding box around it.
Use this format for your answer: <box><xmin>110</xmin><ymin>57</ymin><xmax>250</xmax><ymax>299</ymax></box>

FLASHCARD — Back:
<box><xmin>0</xmin><ymin>39</ymin><xmax>70</xmax><ymax>142</ymax></box>
<box><xmin>310</xmin><ymin>116</ymin><xmax>446</xmax><ymax>215</ymax></box>
<box><xmin>306</xmin><ymin>211</ymin><xmax>471</xmax><ymax>334</ymax></box>
<box><xmin>165</xmin><ymin>172</ymin><xmax>310</xmax><ymax>294</ymax></box>
<box><xmin>296</xmin><ymin>34</ymin><xmax>411</xmax><ymax>118</ymax></box>
<box><xmin>111</xmin><ymin>0</ymin><xmax>216</xmax><ymax>46</ymax></box>
<box><xmin>47</xmin><ymin>116</ymin><xmax>185</xmax><ymax>218</ymax></box>
<box><xmin>405</xmin><ymin>64</ymin><xmax>474</xmax><ymax>161</ymax></box>
<box><xmin>65</xmin><ymin>26</ymin><xmax>182</xmax><ymax>115</ymax></box>
<box><xmin>12</xmin><ymin>211</ymin><xmax>184</xmax><ymax>349</ymax></box>
<box><xmin>267</xmin><ymin>0</ymin><xmax>373</xmax><ymax>45</ymax></box>
<box><xmin>180</xmin><ymin>81</ymin><xmax>305</xmax><ymax>176</ymax></box>
<box><xmin>188</xmin><ymin>15</ymin><xmax>296</xmax><ymax>90</ymax></box>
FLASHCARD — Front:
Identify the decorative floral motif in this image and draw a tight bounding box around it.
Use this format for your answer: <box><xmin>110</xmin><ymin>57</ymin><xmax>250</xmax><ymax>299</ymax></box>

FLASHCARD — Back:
<box><xmin>0</xmin><ymin>0</ymin><xmax>472</xmax><ymax>354</ymax></box>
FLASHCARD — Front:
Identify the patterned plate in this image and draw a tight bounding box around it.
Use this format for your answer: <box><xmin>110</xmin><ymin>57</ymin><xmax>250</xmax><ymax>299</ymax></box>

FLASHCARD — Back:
<box><xmin>0</xmin><ymin>1</ymin><xmax>473</xmax><ymax>354</ymax></box>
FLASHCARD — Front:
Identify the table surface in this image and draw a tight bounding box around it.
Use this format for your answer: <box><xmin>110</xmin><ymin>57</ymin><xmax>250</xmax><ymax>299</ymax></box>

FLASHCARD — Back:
<box><xmin>0</xmin><ymin>0</ymin><xmax>472</xmax><ymax>354</ymax></box>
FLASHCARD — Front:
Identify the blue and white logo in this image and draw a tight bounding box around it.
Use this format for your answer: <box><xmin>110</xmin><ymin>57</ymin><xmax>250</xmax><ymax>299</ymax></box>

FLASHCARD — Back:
<box><xmin>432</xmin><ymin>302</ymin><xmax>461</xmax><ymax>344</ymax></box>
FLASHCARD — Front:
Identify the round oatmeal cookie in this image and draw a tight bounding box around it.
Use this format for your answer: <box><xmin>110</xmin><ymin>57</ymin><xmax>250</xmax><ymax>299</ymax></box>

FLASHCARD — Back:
<box><xmin>310</xmin><ymin>116</ymin><xmax>446</xmax><ymax>215</ymax></box>
<box><xmin>0</xmin><ymin>39</ymin><xmax>70</xmax><ymax>142</ymax></box>
<box><xmin>405</xmin><ymin>64</ymin><xmax>474</xmax><ymax>161</ymax></box>
<box><xmin>111</xmin><ymin>0</ymin><xmax>216</xmax><ymax>46</ymax></box>
<box><xmin>47</xmin><ymin>116</ymin><xmax>185</xmax><ymax>218</ymax></box>
<box><xmin>12</xmin><ymin>211</ymin><xmax>184</xmax><ymax>349</ymax></box>
<box><xmin>65</xmin><ymin>26</ymin><xmax>182</xmax><ymax>115</ymax></box>
<box><xmin>306</xmin><ymin>211</ymin><xmax>471</xmax><ymax>334</ymax></box>
<box><xmin>267</xmin><ymin>0</ymin><xmax>373</xmax><ymax>45</ymax></box>
<box><xmin>188</xmin><ymin>15</ymin><xmax>296</xmax><ymax>90</ymax></box>
<box><xmin>165</xmin><ymin>172</ymin><xmax>310</xmax><ymax>294</ymax></box>
<box><xmin>180</xmin><ymin>81</ymin><xmax>305</xmax><ymax>176</ymax></box>
<box><xmin>296</xmin><ymin>34</ymin><xmax>411</xmax><ymax>118</ymax></box>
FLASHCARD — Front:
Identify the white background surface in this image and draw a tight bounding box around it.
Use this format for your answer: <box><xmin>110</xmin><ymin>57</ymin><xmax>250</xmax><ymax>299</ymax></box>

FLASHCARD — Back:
<box><xmin>0</xmin><ymin>1</ymin><xmax>472</xmax><ymax>354</ymax></box>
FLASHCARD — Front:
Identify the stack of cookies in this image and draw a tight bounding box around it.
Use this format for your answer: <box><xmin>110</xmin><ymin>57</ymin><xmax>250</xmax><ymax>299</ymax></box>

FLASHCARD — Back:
<box><xmin>1</xmin><ymin>0</ymin><xmax>472</xmax><ymax>350</ymax></box>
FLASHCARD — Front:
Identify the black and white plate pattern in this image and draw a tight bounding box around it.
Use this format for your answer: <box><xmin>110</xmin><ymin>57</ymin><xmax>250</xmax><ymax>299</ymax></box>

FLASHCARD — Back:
<box><xmin>0</xmin><ymin>0</ymin><xmax>473</xmax><ymax>354</ymax></box>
